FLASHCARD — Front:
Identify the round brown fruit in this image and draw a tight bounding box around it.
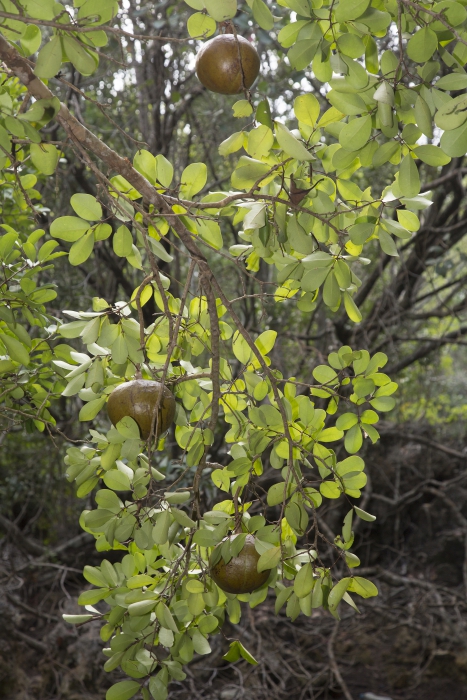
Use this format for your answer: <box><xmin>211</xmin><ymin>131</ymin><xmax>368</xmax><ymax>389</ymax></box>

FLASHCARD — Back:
<box><xmin>107</xmin><ymin>379</ymin><xmax>176</xmax><ymax>441</ymax></box>
<box><xmin>195</xmin><ymin>34</ymin><xmax>260</xmax><ymax>95</ymax></box>
<box><xmin>209</xmin><ymin>534</ymin><xmax>269</xmax><ymax>594</ymax></box>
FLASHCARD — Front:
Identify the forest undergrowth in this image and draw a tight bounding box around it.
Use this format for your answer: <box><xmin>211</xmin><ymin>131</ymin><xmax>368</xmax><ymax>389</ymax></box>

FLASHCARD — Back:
<box><xmin>1</xmin><ymin>427</ymin><xmax>467</xmax><ymax>700</ymax></box>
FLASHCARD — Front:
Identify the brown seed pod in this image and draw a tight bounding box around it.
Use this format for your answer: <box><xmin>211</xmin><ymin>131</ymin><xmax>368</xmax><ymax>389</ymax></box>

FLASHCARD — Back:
<box><xmin>195</xmin><ymin>34</ymin><xmax>260</xmax><ymax>95</ymax></box>
<box><xmin>107</xmin><ymin>379</ymin><xmax>176</xmax><ymax>440</ymax></box>
<box><xmin>209</xmin><ymin>534</ymin><xmax>269</xmax><ymax>594</ymax></box>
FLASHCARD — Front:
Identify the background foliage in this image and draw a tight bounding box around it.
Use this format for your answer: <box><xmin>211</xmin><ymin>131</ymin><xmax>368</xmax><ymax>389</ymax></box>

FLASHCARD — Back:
<box><xmin>1</xmin><ymin>1</ymin><xmax>467</xmax><ymax>699</ymax></box>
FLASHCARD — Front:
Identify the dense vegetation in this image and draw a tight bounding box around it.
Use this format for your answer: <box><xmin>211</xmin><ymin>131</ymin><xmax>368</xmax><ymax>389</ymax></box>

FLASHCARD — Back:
<box><xmin>1</xmin><ymin>1</ymin><xmax>467</xmax><ymax>698</ymax></box>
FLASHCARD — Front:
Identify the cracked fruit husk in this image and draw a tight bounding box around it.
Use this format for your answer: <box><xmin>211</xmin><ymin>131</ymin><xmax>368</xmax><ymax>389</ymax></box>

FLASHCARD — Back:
<box><xmin>195</xmin><ymin>34</ymin><xmax>260</xmax><ymax>95</ymax></box>
<box><xmin>209</xmin><ymin>534</ymin><xmax>269</xmax><ymax>594</ymax></box>
<box><xmin>107</xmin><ymin>379</ymin><xmax>176</xmax><ymax>440</ymax></box>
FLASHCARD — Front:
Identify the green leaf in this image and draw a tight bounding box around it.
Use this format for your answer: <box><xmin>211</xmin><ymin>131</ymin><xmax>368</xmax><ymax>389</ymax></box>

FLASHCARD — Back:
<box><xmin>231</xmin><ymin>156</ymin><xmax>275</xmax><ymax>190</ymax></box>
<box><xmin>320</xmin><ymin>481</ymin><xmax>341</xmax><ymax>499</ymax></box>
<box><xmin>294</xmin><ymin>562</ymin><xmax>314</xmax><ymax>598</ymax></box>
<box><xmin>106</xmin><ymin>681</ymin><xmax>141</xmax><ymax>700</ymax></box>
<box><xmin>255</xmin><ymin>329</ymin><xmax>277</xmax><ymax>356</ymax></box>
<box><xmin>370</xmin><ymin>396</ymin><xmax>395</xmax><ymax>411</ymax></box>
<box><xmin>251</xmin><ymin>0</ymin><xmax>274</xmax><ymax>30</ymax></box>
<box><xmin>294</xmin><ymin>94</ymin><xmax>320</xmax><ymax>127</ymax></box>
<box><xmin>407</xmin><ymin>27</ymin><xmax>438</xmax><ymax>63</ymax></box>
<box><xmin>164</xmin><ymin>490</ymin><xmax>191</xmax><ymax>504</ymax></box>
<box><xmin>147</xmin><ymin>235</ymin><xmax>173</xmax><ymax>263</ymax></box>
<box><xmin>344</xmin><ymin>424</ymin><xmax>363</xmax><ymax>453</ymax></box>
<box><xmin>180</xmin><ymin>162</ymin><xmax>207</xmax><ymax>199</ymax></box>
<box><xmin>34</xmin><ymin>36</ymin><xmax>62</xmax><ymax>79</ymax></box>
<box><xmin>339</xmin><ymin>115</ymin><xmax>372</xmax><ymax>152</ymax></box>
<box><xmin>397</xmin><ymin>209</ymin><xmax>420</xmax><ymax>232</ymax></box>
<box><xmin>336</xmin><ymin>413</ymin><xmax>358</xmax><ymax>430</ymax></box>
<box><xmin>301</xmin><ymin>266</ymin><xmax>330</xmax><ymax>292</ymax></box>
<box><xmin>378</xmin><ymin>228</ymin><xmax>398</xmax><ymax>257</ymax></box>
<box><xmin>286</xmin><ymin>0</ymin><xmax>311</xmax><ymax>17</ymax></box>
<box><xmin>70</xmin><ymin>194</ymin><xmax>102</xmax><ymax>221</ymax></box>
<box><xmin>128</xmin><ymin>600</ymin><xmax>156</xmax><ymax>616</ymax></box>
<box><xmin>327</xmin><ymin>90</ymin><xmax>366</xmax><ymax>116</ymax></box>
<box><xmin>223</xmin><ymin>640</ymin><xmax>241</xmax><ymax>663</ymax></box>
<box><xmin>196</xmin><ymin>219</ymin><xmax>223</xmax><ymax>250</ymax></box>
<box><xmin>440</xmin><ymin>121</ymin><xmax>467</xmax><ymax>157</ymax></box>
<box><xmin>79</xmin><ymin>396</ymin><xmax>106</xmax><ymax>421</ymax></box>
<box><xmin>187</xmin><ymin>12</ymin><xmax>216</xmax><ymax>38</ymax></box>
<box><xmin>256</xmin><ymin>98</ymin><xmax>273</xmax><ymax>128</ymax></box>
<box><xmin>435</xmin><ymin>95</ymin><xmax>467</xmax><ymax>131</ymax></box>
<box><xmin>436</xmin><ymin>73</ymin><xmax>467</xmax><ymax>91</ymax></box>
<box><xmin>63</xmin><ymin>36</ymin><xmax>97</xmax><ymax>76</ymax></box>
<box><xmin>103</xmin><ymin>470</ymin><xmax>131</xmax><ymax>491</ymax></box>
<box><xmin>133</xmin><ymin>149</ymin><xmax>157</xmax><ymax>183</ymax></box>
<box><xmin>278</xmin><ymin>20</ymin><xmax>309</xmax><ymax>48</ymax></box>
<box><xmin>63</xmin><ymin>614</ymin><xmax>94</xmax><ymax>624</ymax></box>
<box><xmin>50</xmin><ymin>216</ymin><xmax>90</xmax><ymax>242</ymax></box>
<box><xmin>238</xmin><ymin>641</ymin><xmax>258</xmax><ymax>665</ymax></box>
<box><xmin>399</xmin><ymin>155</ymin><xmax>420</xmax><ymax>198</ymax></box>
<box><xmin>335</xmin><ymin>0</ymin><xmax>370</xmax><ymax>22</ymax></box>
<box><xmin>113</xmin><ymin>225</ymin><xmax>133</xmax><ymax>257</ymax></box>
<box><xmin>267</xmin><ymin>482</ymin><xmax>288</xmax><ymax>506</ymax></box>
<box><xmin>414</xmin><ymin>95</ymin><xmax>433</xmax><ymax>139</ymax></box>
<box><xmin>204</xmin><ymin>0</ymin><xmax>237</xmax><ymax>21</ymax></box>
<box><xmin>232</xmin><ymin>331</ymin><xmax>254</xmax><ymax>364</ymax></box>
<box><xmin>171</xmin><ymin>509</ymin><xmax>196</xmax><ymax>528</ymax></box>
<box><xmin>354</xmin><ymin>507</ymin><xmax>376</xmax><ymax>522</ymax></box>
<box><xmin>313</xmin><ymin>365</ymin><xmax>337</xmax><ymax>383</ymax></box>
<box><xmin>21</xmin><ymin>25</ymin><xmax>42</xmax><ymax>56</ymax></box>
<box><xmin>218</xmin><ymin>131</ymin><xmax>244</xmax><ymax>156</ymax></box>
<box><xmin>30</xmin><ymin>143</ymin><xmax>59</xmax><ymax>175</ymax></box>
<box><xmin>323</xmin><ymin>271</ymin><xmax>340</xmax><ymax>308</ymax></box>
<box><xmin>247</xmin><ymin>125</ymin><xmax>274</xmax><ymax>159</ymax></box>
<box><xmin>347</xmin><ymin>576</ymin><xmax>378</xmax><ymax>598</ymax></box>
<box><xmin>22</xmin><ymin>0</ymin><xmax>56</xmax><ymax>20</ymax></box>
<box><xmin>414</xmin><ymin>145</ymin><xmax>450</xmax><ymax>167</ymax></box>
<box><xmin>0</xmin><ymin>333</ymin><xmax>29</xmax><ymax>366</ymax></box>
<box><xmin>155</xmin><ymin>154</ymin><xmax>174</xmax><ymax>187</ymax></box>
<box><xmin>344</xmin><ymin>292</ymin><xmax>362</xmax><ymax>323</ymax></box>
<box><xmin>69</xmin><ymin>229</ymin><xmax>95</xmax><ymax>266</ymax></box>
<box><xmin>275</xmin><ymin>121</ymin><xmax>314</xmax><ymax>161</ymax></box>
<box><xmin>288</xmin><ymin>23</ymin><xmax>322</xmax><ymax>69</ymax></box>
<box><xmin>372</xmin><ymin>141</ymin><xmax>399</xmax><ymax>168</ymax></box>
<box><xmin>233</xmin><ymin>99</ymin><xmax>254</xmax><ymax>118</ymax></box>
<box><xmin>78</xmin><ymin>587</ymin><xmax>110</xmax><ymax>605</ymax></box>
<box><xmin>328</xmin><ymin>577</ymin><xmax>350</xmax><ymax>611</ymax></box>
<box><xmin>116</xmin><ymin>415</ymin><xmax>140</xmax><ymax>439</ymax></box>
<box><xmin>152</xmin><ymin>511</ymin><xmax>172</xmax><ymax>545</ymax></box>
<box><xmin>257</xmin><ymin>545</ymin><xmax>281</xmax><ymax>572</ymax></box>
<box><xmin>337</xmin><ymin>33</ymin><xmax>365</xmax><ymax>59</ymax></box>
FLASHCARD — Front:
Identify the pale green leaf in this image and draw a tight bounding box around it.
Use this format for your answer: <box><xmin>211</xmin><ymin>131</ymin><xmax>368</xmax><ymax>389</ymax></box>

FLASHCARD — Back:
<box><xmin>30</xmin><ymin>143</ymin><xmax>59</xmax><ymax>175</ymax></box>
<box><xmin>399</xmin><ymin>155</ymin><xmax>420</xmax><ymax>198</ymax></box>
<box><xmin>63</xmin><ymin>36</ymin><xmax>97</xmax><ymax>76</ymax></box>
<box><xmin>106</xmin><ymin>680</ymin><xmax>141</xmax><ymax>700</ymax></box>
<box><xmin>257</xmin><ymin>545</ymin><xmax>281</xmax><ymax>572</ymax></box>
<box><xmin>71</xmin><ymin>194</ymin><xmax>102</xmax><ymax>221</ymax></box>
<box><xmin>113</xmin><ymin>225</ymin><xmax>133</xmax><ymax>257</ymax></box>
<box><xmin>0</xmin><ymin>333</ymin><xmax>29</xmax><ymax>366</ymax></box>
<box><xmin>180</xmin><ymin>162</ymin><xmax>207</xmax><ymax>199</ymax></box>
<box><xmin>69</xmin><ymin>229</ymin><xmax>95</xmax><ymax>266</ymax></box>
<box><xmin>204</xmin><ymin>0</ymin><xmax>237</xmax><ymax>21</ymax></box>
<box><xmin>414</xmin><ymin>145</ymin><xmax>450</xmax><ymax>166</ymax></box>
<box><xmin>407</xmin><ymin>27</ymin><xmax>438</xmax><ymax>63</ymax></box>
<box><xmin>339</xmin><ymin>115</ymin><xmax>372</xmax><ymax>152</ymax></box>
<box><xmin>50</xmin><ymin>216</ymin><xmax>89</xmax><ymax>242</ymax></box>
<box><xmin>294</xmin><ymin>94</ymin><xmax>320</xmax><ymax>127</ymax></box>
<box><xmin>34</xmin><ymin>36</ymin><xmax>62</xmax><ymax>79</ymax></box>
<box><xmin>335</xmin><ymin>0</ymin><xmax>370</xmax><ymax>22</ymax></box>
<box><xmin>187</xmin><ymin>12</ymin><xmax>216</xmax><ymax>38</ymax></box>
